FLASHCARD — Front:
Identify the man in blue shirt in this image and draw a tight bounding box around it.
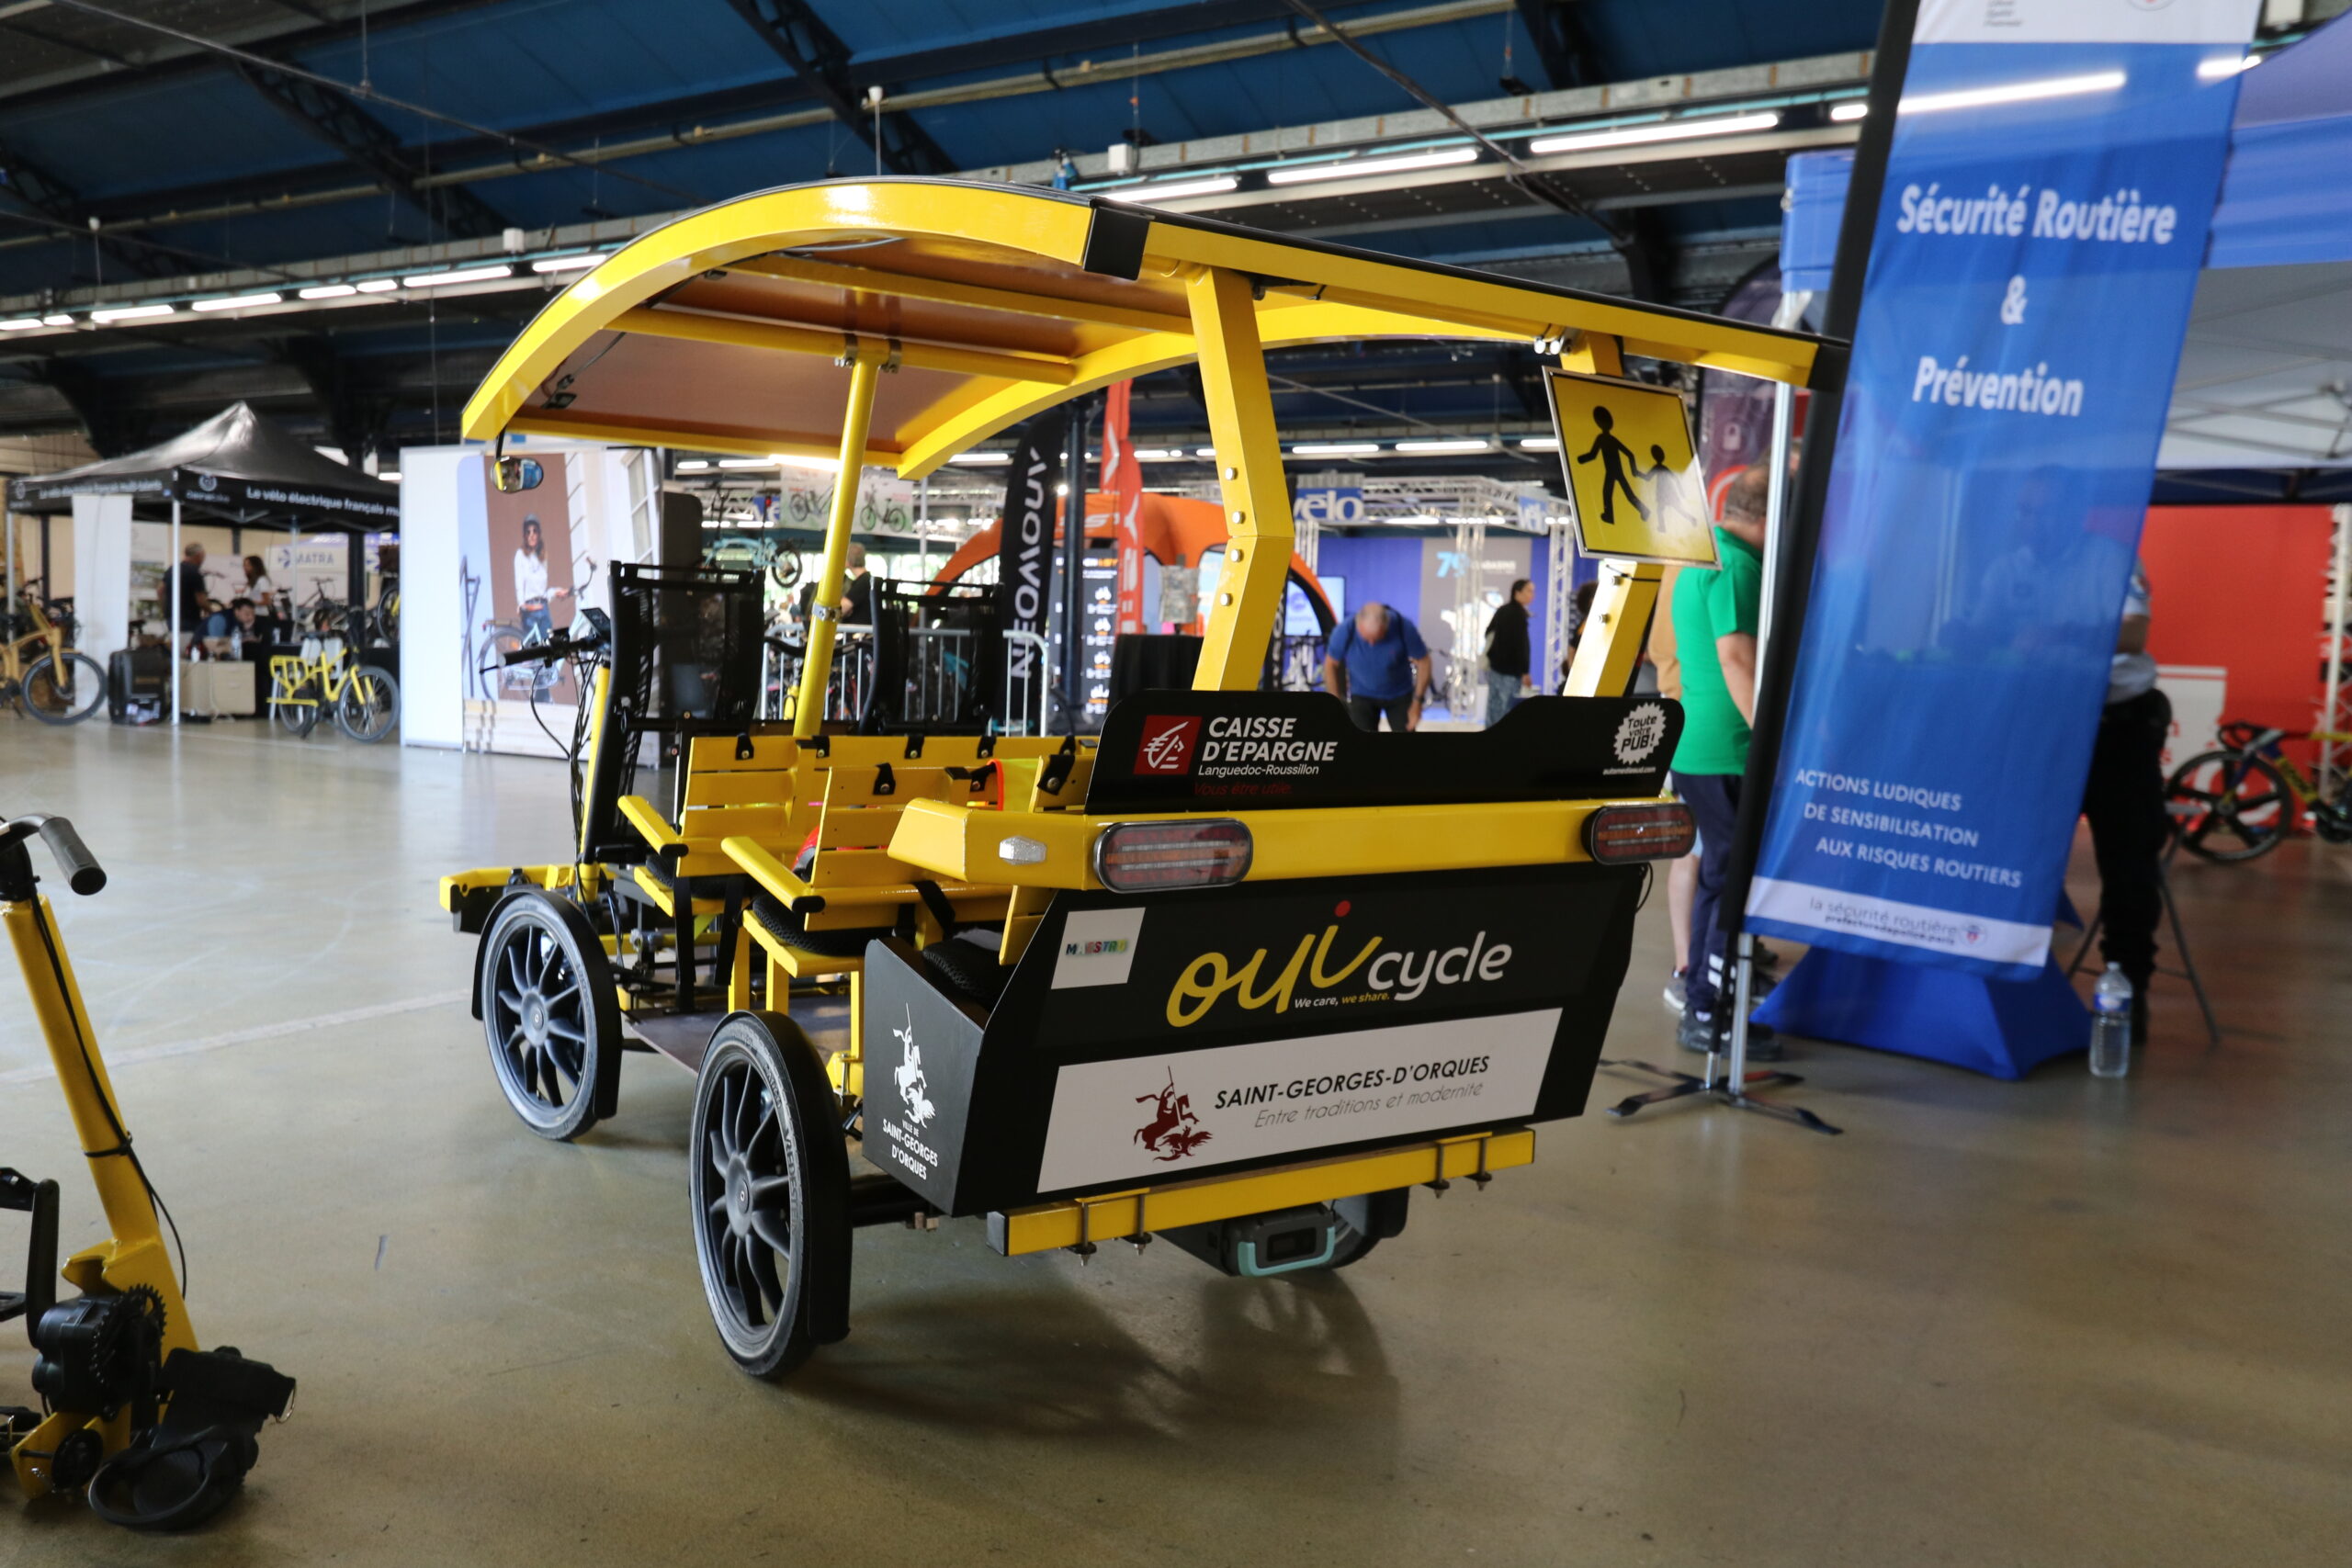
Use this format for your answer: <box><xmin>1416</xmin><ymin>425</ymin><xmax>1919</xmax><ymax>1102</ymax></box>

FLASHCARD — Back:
<box><xmin>1322</xmin><ymin>603</ymin><xmax>1430</xmax><ymax>732</ymax></box>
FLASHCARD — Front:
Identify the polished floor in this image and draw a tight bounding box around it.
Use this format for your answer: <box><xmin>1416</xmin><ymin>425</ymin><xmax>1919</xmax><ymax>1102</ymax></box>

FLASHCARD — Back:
<box><xmin>2</xmin><ymin>716</ymin><xmax>2346</xmax><ymax>1566</ymax></box>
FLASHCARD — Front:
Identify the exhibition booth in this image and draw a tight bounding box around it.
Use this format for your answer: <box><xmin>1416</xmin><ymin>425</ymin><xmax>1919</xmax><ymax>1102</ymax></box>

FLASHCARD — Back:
<box><xmin>5</xmin><ymin>402</ymin><xmax>401</xmax><ymax>722</ymax></box>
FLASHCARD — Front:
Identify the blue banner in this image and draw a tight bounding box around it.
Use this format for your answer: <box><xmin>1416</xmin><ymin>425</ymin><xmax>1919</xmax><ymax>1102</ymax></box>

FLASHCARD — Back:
<box><xmin>1747</xmin><ymin>0</ymin><xmax>2258</xmax><ymax>979</ymax></box>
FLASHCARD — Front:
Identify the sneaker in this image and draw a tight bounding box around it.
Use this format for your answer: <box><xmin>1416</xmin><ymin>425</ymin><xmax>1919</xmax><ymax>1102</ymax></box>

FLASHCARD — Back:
<box><xmin>1664</xmin><ymin>971</ymin><xmax>1688</xmax><ymax>1014</ymax></box>
<box><xmin>1677</xmin><ymin>1009</ymin><xmax>1785</xmax><ymax>1063</ymax></box>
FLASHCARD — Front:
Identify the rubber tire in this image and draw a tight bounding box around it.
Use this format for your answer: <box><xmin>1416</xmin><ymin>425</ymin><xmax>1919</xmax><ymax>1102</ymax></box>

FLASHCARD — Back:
<box><xmin>920</xmin><ymin>934</ymin><xmax>1011</xmax><ymax>1010</ymax></box>
<box><xmin>478</xmin><ymin>893</ymin><xmax>619</xmax><ymax>1141</ymax></box>
<box><xmin>271</xmin><ymin>675</ymin><xmax>319</xmax><ymax>738</ymax></box>
<box><xmin>334</xmin><ymin>666</ymin><xmax>401</xmax><ymax>742</ymax></box>
<box><xmin>689</xmin><ymin>1013</ymin><xmax>853</xmax><ymax>1380</ymax></box>
<box><xmin>20</xmin><ymin>651</ymin><xmax>105</xmax><ymax>724</ymax></box>
<box><xmin>2166</xmin><ymin>750</ymin><xmax>2293</xmax><ymax>863</ymax></box>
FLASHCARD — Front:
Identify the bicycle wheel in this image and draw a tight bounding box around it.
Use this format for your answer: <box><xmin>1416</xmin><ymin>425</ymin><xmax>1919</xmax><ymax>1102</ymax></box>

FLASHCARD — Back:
<box><xmin>20</xmin><ymin>651</ymin><xmax>106</xmax><ymax>724</ymax></box>
<box><xmin>271</xmin><ymin>673</ymin><xmax>320</xmax><ymax>738</ymax></box>
<box><xmin>2166</xmin><ymin>750</ymin><xmax>2295</xmax><ymax>862</ymax></box>
<box><xmin>334</xmin><ymin>666</ymin><xmax>400</xmax><ymax>742</ymax></box>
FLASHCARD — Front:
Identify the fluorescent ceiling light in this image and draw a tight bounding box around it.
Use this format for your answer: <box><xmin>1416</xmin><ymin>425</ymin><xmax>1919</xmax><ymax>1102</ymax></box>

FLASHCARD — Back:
<box><xmin>716</xmin><ymin>457</ymin><xmax>775</xmax><ymax>469</ymax></box>
<box><xmin>1292</xmin><ymin>441</ymin><xmax>1382</xmax><ymax>455</ymax></box>
<box><xmin>300</xmin><ymin>283</ymin><xmax>356</xmax><ymax>299</ymax></box>
<box><xmin>1519</xmin><ymin>436</ymin><xmax>1561</xmax><ymax>451</ymax></box>
<box><xmin>949</xmin><ymin>452</ymin><xmax>1011</xmax><ymax>465</ymax></box>
<box><xmin>1121</xmin><ymin>175</ymin><xmax>1240</xmax><ymax>203</ymax></box>
<box><xmin>191</xmin><ymin>291</ymin><xmax>283</xmax><ymax>312</ymax></box>
<box><xmin>0</xmin><ymin>318</ymin><xmax>44</xmax><ymax>331</ymax></box>
<box><xmin>378</xmin><ymin>471</ymin><xmax>401</xmax><ymax>482</ymax></box>
<box><xmin>532</xmin><ymin>254</ymin><xmax>604</xmax><ymax>273</ymax></box>
<box><xmin>774</xmin><ymin>454</ymin><xmax>840</xmax><ymax>473</ymax></box>
<box><xmin>355</xmin><ymin>278</ymin><xmax>399</xmax><ymax>293</ymax></box>
<box><xmin>1529</xmin><ymin>111</ymin><xmax>1780</xmax><ymax>155</ymax></box>
<box><xmin>1135</xmin><ymin>448</ymin><xmax>1190</xmax><ymax>460</ymax></box>
<box><xmin>90</xmin><ymin>303</ymin><xmax>175</xmax><ymax>323</ymax></box>
<box><xmin>402</xmin><ymin>265</ymin><xmax>512</xmax><ymax>288</ymax></box>
<box><xmin>41</xmin><ymin>314</ymin><xmax>74</xmax><ymax>326</ymax></box>
<box><xmin>1265</xmin><ymin>146</ymin><xmax>1478</xmax><ymax>186</ymax></box>
<box><xmin>1829</xmin><ymin>102</ymin><xmax>1869</xmax><ymax>122</ymax></box>
<box><xmin>2197</xmin><ymin>54</ymin><xmax>2259</xmax><ymax>80</ymax></box>
<box><xmin>1395</xmin><ymin>437</ymin><xmax>1490</xmax><ymax>454</ymax></box>
<box><xmin>1900</xmin><ymin>70</ymin><xmax>2125</xmax><ymax>116</ymax></box>
<box><xmin>675</xmin><ymin>459</ymin><xmax>712</xmax><ymax>471</ymax></box>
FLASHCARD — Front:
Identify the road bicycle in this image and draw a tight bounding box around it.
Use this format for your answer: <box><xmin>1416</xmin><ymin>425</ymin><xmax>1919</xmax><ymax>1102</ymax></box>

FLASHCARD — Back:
<box><xmin>0</xmin><ymin>577</ymin><xmax>104</xmax><ymax>724</ymax></box>
<box><xmin>2165</xmin><ymin>720</ymin><xmax>2352</xmax><ymax>862</ymax></box>
<box><xmin>266</xmin><ymin>640</ymin><xmax>401</xmax><ymax>742</ymax></box>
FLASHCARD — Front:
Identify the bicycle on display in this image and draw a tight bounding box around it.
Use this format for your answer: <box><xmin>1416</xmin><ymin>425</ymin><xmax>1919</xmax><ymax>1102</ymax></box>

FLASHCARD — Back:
<box><xmin>2165</xmin><ymin>720</ymin><xmax>2352</xmax><ymax>862</ymax></box>
<box><xmin>0</xmin><ymin>577</ymin><xmax>104</xmax><ymax>724</ymax></box>
<box><xmin>480</xmin><ymin>558</ymin><xmax>597</xmax><ymax>698</ymax></box>
<box><xmin>266</xmin><ymin>640</ymin><xmax>401</xmax><ymax>742</ymax></box>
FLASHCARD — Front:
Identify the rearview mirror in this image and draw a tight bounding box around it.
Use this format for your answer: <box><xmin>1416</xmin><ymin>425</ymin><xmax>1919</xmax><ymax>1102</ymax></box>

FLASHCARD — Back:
<box><xmin>493</xmin><ymin>456</ymin><xmax>544</xmax><ymax>492</ymax></box>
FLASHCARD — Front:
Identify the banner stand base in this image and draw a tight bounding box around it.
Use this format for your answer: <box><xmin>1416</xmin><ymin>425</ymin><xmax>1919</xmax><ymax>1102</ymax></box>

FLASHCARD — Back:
<box><xmin>1599</xmin><ymin>1057</ymin><xmax>1842</xmax><ymax>1134</ymax></box>
<box><xmin>1750</xmin><ymin>946</ymin><xmax>2088</xmax><ymax>1080</ymax></box>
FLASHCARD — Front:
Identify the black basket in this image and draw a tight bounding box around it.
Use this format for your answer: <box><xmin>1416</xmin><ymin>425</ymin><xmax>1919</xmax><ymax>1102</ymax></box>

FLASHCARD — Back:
<box><xmin>578</xmin><ymin>562</ymin><xmax>764</xmax><ymax>863</ymax></box>
<box><xmin>859</xmin><ymin>579</ymin><xmax>1000</xmax><ymax>734</ymax></box>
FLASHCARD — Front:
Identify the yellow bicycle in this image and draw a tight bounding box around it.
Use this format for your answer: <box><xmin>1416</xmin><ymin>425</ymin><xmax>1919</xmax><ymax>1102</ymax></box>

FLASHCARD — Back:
<box><xmin>1</xmin><ymin>579</ymin><xmax>104</xmax><ymax>725</ymax></box>
<box><xmin>266</xmin><ymin>642</ymin><xmax>400</xmax><ymax>742</ymax></box>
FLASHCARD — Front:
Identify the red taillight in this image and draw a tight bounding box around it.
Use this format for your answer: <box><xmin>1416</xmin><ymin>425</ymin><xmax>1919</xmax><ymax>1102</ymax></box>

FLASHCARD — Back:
<box><xmin>1092</xmin><ymin>819</ymin><xmax>1254</xmax><ymax>893</ymax></box>
<box><xmin>1585</xmin><ymin>802</ymin><xmax>1697</xmax><ymax>864</ymax></box>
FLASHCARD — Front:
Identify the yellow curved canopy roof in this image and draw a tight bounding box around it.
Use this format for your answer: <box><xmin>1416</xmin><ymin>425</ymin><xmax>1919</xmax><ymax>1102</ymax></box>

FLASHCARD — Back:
<box><xmin>463</xmin><ymin>178</ymin><xmax>1834</xmax><ymax>479</ymax></box>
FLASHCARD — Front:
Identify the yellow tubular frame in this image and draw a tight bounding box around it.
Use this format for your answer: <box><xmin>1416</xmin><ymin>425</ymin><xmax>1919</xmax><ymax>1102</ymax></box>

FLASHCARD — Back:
<box><xmin>792</xmin><ymin>354</ymin><xmax>883</xmax><ymax>739</ymax></box>
<box><xmin>5</xmin><ymin>893</ymin><xmax>196</xmax><ymax>1498</ymax></box>
<box><xmin>1187</xmin><ymin>265</ymin><xmax>1297</xmax><ymax>690</ymax></box>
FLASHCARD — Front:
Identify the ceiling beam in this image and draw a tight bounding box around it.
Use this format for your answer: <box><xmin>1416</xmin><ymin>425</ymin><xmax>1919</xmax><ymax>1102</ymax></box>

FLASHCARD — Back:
<box><xmin>230</xmin><ymin>61</ymin><xmax>513</xmax><ymax>241</ymax></box>
<box><xmin>722</xmin><ymin>0</ymin><xmax>957</xmax><ymax>176</ymax></box>
<box><xmin>0</xmin><ymin>135</ymin><xmax>175</xmax><ymax>278</ymax></box>
<box><xmin>1511</xmin><ymin>1</ymin><xmax>1606</xmax><ymax>91</ymax></box>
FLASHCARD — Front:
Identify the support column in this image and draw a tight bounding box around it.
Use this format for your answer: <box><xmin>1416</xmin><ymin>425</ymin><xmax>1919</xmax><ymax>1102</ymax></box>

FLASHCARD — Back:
<box><xmin>1185</xmin><ymin>266</ymin><xmax>1295</xmax><ymax>691</ymax></box>
<box><xmin>792</xmin><ymin>354</ymin><xmax>882</xmax><ymax>740</ymax></box>
<box><xmin>169</xmin><ymin>498</ymin><xmax>183</xmax><ymax>726</ymax></box>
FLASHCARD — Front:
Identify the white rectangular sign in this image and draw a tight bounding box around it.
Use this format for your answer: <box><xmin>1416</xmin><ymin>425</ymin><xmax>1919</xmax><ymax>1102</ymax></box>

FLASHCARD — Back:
<box><xmin>1035</xmin><ymin>1009</ymin><xmax>1559</xmax><ymax>1193</ymax></box>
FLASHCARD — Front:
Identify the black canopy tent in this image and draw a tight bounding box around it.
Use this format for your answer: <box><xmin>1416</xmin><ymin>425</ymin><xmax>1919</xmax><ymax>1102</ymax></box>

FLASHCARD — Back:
<box><xmin>5</xmin><ymin>402</ymin><xmax>399</xmax><ymax>722</ymax></box>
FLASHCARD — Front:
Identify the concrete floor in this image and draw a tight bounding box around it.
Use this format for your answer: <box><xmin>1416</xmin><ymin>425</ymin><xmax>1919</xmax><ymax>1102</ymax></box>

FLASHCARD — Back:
<box><xmin>1</xmin><ymin>716</ymin><xmax>2346</xmax><ymax>1566</ymax></box>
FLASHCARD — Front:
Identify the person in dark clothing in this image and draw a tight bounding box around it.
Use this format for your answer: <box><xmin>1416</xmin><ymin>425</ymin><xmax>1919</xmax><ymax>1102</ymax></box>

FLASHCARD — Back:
<box><xmin>2082</xmin><ymin>561</ymin><xmax>2166</xmax><ymax>1045</ymax></box>
<box><xmin>1483</xmin><ymin>578</ymin><xmax>1533</xmax><ymax>725</ymax></box>
<box><xmin>173</xmin><ymin>542</ymin><xmax>209</xmax><ymax>653</ymax></box>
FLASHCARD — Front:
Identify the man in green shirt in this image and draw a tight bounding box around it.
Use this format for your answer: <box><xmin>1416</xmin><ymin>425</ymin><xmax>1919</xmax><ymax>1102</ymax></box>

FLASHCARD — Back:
<box><xmin>1670</xmin><ymin>466</ymin><xmax>1780</xmax><ymax>1060</ymax></box>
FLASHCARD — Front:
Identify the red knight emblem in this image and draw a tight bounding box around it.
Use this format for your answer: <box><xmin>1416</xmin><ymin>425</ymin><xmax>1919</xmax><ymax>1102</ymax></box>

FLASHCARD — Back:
<box><xmin>1134</xmin><ymin>1068</ymin><xmax>1213</xmax><ymax>1161</ymax></box>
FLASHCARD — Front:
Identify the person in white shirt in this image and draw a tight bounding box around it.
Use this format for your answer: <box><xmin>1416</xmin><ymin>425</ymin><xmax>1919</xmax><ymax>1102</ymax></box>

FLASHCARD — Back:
<box><xmin>513</xmin><ymin>514</ymin><xmax>568</xmax><ymax>637</ymax></box>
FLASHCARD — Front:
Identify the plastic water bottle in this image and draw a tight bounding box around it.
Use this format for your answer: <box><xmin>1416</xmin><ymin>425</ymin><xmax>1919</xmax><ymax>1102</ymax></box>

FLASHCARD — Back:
<box><xmin>2089</xmin><ymin>964</ymin><xmax>2133</xmax><ymax>1079</ymax></box>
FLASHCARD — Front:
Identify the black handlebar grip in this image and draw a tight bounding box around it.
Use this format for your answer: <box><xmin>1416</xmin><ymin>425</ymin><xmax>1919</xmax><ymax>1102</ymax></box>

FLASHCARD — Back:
<box><xmin>501</xmin><ymin>641</ymin><xmax>567</xmax><ymax>667</ymax></box>
<box><xmin>30</xmin><ymin>815</ymin><xmax>106</xmax><ymax>896</ymax></box>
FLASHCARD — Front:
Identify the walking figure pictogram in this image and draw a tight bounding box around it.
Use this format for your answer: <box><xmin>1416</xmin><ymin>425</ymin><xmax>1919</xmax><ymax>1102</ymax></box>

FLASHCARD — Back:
<box><xmin>1577</xmin><ymin>405</ymin><xmax>1649</xmax><ymax>524</ymax></box>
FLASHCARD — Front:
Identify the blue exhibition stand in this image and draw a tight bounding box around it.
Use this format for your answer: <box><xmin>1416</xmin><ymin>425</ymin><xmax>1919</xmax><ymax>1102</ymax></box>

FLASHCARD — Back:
<box><xmin>1751</xmin><ymin>947</ymin><xmax>2088</xmax><ymax>1081</ymax></box>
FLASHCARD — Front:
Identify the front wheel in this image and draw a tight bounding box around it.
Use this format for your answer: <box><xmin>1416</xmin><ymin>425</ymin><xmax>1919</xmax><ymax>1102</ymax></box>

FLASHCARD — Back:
<box><xmin>2166</xmin><ymin>750</ymin><xmax>2294</xmax><ymax>862</ymax></box>
<box><xmin>334</xmin><ymin>666</ymin><xmax>400</xmax><ymax>742</ymax></box>
<box><xmin>270</xmin><ymin>672</ymin><xmax>319</xmax><ymax>738</ymax></box>
<box><xmin>479</xmin><ymin>894</ymin><xmax>619</xmax><ymax>1140</ymax></box>
<box><xmin>20</xmin><ymin>651</ymin><xmax>105</xmax><ymax>724</ymax></box>
<box><xmin>690</xmin><ymin>1013</ymin><xmax>852</xmax><ymax>1379</ymax></box>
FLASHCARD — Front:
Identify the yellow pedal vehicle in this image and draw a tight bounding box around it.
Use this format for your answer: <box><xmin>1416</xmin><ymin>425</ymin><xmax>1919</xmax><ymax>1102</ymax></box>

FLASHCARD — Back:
<box><xmin>438</xmin><ymin>178</ymin><xmax>1834</xmax><ymax>1377</ymax></box>
<box><xmin>3</xmin><ymin>813</ymin><xmax>294</xmax><ymax>1528</ymax></box>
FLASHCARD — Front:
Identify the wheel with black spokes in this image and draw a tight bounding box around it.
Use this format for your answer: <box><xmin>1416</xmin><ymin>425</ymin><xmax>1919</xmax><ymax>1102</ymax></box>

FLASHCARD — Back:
<box><xmin>479</xmin><ymin>893</ymin><xmax>618</xmax><ymax>1140</ymax></box>
<box><xmin>2166</xmin><ymin>750</ymin><xmax>2293</xmax><ymax>863</ymax></box>
<box><xmin>689</xmin><ymin>1012</ymin><xmax>851</xmax><ymax>1379</ymax></box>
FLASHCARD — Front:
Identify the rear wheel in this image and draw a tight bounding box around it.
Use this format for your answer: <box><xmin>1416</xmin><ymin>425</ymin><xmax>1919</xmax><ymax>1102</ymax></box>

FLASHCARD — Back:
<box><xmin>690</xmin><ymin>1013</ymin><xmax>851</xmax><ymax>1379</ymax></box>
<box><xmin>269</xmin><ymin>671</ymin><xmax>319</xmax><ymax>737</ymax></box>
<box><xmin>334</xmin><ymin>667</ymin><xmax>400</xmax><ymax>741</ymax></box>
<box><xmin>479</xmin><ymin>894</ymin><xmax>617</xmax><ymax>1140</ymax></box>
<box><xmin>2167</xmin><ymin>750</ymin><xmax>2294</xmax><ymax>862</ymax></box>
<box><xmin>20</xmin><ymin>652</ymin><xmax>105</xmax><ymax>724</ymax></box>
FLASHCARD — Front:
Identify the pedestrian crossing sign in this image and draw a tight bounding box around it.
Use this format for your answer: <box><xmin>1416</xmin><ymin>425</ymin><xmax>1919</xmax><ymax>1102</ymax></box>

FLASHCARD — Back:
<box><xmin>1544</xmin><ymin>370</ymin><xmax>1721</xmax><ymax>568</ymax></box>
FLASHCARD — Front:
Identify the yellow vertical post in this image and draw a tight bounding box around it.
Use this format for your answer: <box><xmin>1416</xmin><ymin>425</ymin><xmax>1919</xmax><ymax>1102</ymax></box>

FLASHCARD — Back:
<box><xmin>792</xmin><ymin>353</ymin><xmax>883</xmax><ymax>739</ymax></box>
<box><xmin>1185</xmin><ymin>266</ymin><xmax>1296</xmax><ymax>690</ymax></box>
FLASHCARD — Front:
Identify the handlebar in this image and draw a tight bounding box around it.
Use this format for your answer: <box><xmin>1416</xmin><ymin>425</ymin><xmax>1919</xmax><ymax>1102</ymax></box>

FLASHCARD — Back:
<box><xmin>498</xmin><ymin>628</ymin><xmax>607</xmax><ymax>668</ymax></box>
<box><xmin>2</xmin><ymin>814</ymin><xmax>107</xmax><ymax>896</ymax></box>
